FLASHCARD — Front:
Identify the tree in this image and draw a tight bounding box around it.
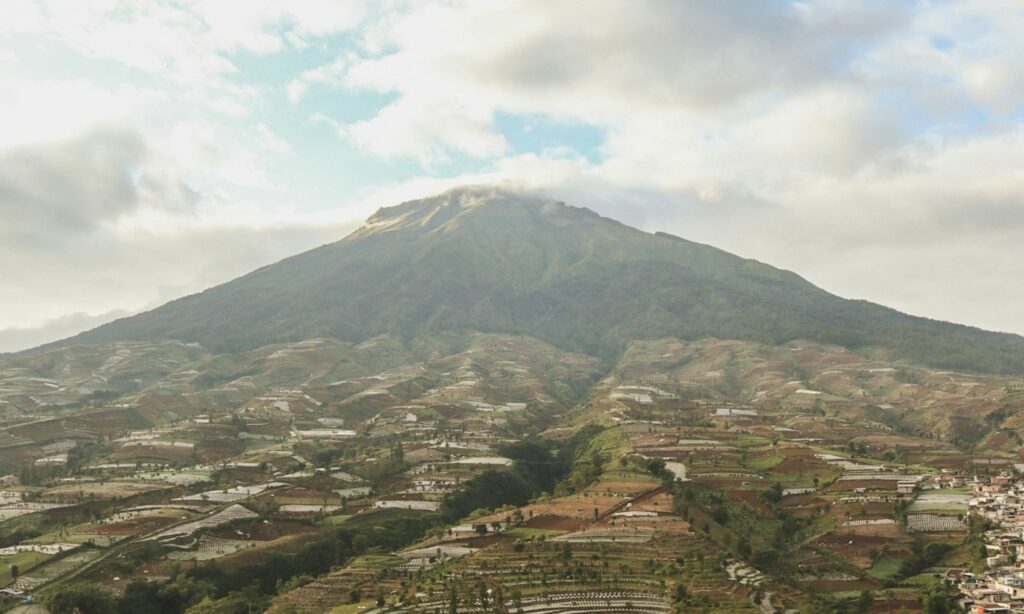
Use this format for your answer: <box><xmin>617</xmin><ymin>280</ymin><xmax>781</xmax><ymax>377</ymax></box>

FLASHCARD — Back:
<box><xmin>857</xmin><ymin>590</ymin><xmax>873</xmax><ymax>613</ymax></box>
<box><xmin>448</xmin><ymin>588</ymin><xmax>458</xmax><ymax>614</ymax></box>
<box><xmin>736</xmin><ymin>536</ymin><xmax>751</xmax><ymax>559</ymax></box>
<box><xmin>184</xmin><ymin>591</ymin><xmax>265</xmax><ymax>614</ymax></box>
<box><xmin>47</xmin><ymin>583</ymin><xmax>117</xmax><ymax>614</ymax></box>
<box><xmin>9</xmin><ymin>564</ymin><xmax>17</xmax><ymax>580</ymax></box>
<box><xmin>560</xmin><ymin>542</ymin><xmax>573</xmax><ymax>561</ymax></box>
<box><xmin>920</xmin><ymin>583</ymin><xmax>954</xmax><ymax>614</ymax></box>
<box><xmin>117</xmin><ymin>578</ymin><xmax>195</xmax><ymax>614</ymax></box>
<box><xmin>672</xmin><ymin>583</ymin><xmax>688</xmax><ymax>604</ymax></box>
<box><xmin>760</xmin><ymin>481</ymin><xmax>784</xmax><ymax>505</ymax></box>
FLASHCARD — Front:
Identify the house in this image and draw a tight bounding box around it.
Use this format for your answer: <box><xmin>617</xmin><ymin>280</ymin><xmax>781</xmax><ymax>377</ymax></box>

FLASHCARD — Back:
<box><xmin>971</xmin><ymin>604</ymin><xmax>1010</xmax><ymax>614</ymax></box>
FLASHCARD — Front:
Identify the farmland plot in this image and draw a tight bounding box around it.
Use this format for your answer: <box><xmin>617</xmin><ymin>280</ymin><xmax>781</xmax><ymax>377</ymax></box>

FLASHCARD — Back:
<box><xmin>906</xmin><ymin>514</ymin><xmax>966</xmax><ymax>532</ymax></box>
<box><xmin>145</xmin><ymin>504</ymin><xmax>259</xmax><ymax>541</ymax></box>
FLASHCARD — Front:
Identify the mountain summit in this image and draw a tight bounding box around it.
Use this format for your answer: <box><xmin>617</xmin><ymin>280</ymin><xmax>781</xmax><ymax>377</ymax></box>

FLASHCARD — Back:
<box><xmin>53</xmin><ymin>186</ymin><xmax>1024</xmax><ymax>373</ymax></box>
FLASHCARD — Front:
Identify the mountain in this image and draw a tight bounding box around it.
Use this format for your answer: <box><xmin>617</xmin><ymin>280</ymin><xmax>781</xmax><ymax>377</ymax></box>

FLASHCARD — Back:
<box><xmin>46</xmin><ymin>186</ymin><xmax>1024</xmax><ymax>374</ymax></box>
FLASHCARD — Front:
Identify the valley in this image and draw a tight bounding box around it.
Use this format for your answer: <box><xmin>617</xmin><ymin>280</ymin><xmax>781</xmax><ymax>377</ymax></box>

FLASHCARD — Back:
<box><xmin>0</xmin><ymin>332</ymin><xmax>1021</xmax><ymax>613</ymax></box>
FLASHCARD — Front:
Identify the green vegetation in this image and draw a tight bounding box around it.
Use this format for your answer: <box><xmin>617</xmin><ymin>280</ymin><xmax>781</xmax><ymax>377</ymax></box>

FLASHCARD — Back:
<box><xmin>918</xmin><ymin>578</ymin><xmax>956</xmax><ymax>614</ymax></box>
<box><xmin>347</xmin><ymin>553</ymin><xmax>403</xmax><ymax>568</ymax></box>
<box><xmin>48</xmin><ymin>508</ymin><xmax>439</xmax><ymax>614</ymax></box>
<box><xmin>744</xmin><ymin>454</ymin><xmax>784</xmax><ymax>471</ymax></box>
<box><xmin>6</xmin><ymin>191</ymin><xmax>1015</xmax><ymax>614</ymax></box>
<box><xmin>442</xmin><ymin>426</ymin><xmax>614</xmax><ymax>522</ymax></box>
<box><xmin>673</xmin><ymin>481</ymin><xmax>809</xmax><ymax>571</ymax></box>
<box><xmin>441</xmin><ymin>469</ymin><xmax>537</xmax><ymax>523</ymax></box>
<box><xmin>38</xmin><ymin>424</ymin><xmax>644</xmax><ymax>614</ymax></box>
<box><xmin>47</xmin><ymin>582</ymin><xmax>117</xmax><ymax>614</ymax></box>
<box><xmin>809</xmin><ymin>591</ymin><xmax>875</xmax><ymax>614</ymax></box>
<box><xmin>896</xmin><ymin>539</ymin><xmax>955</xmax><ymax>579</ymax></box>
<box><xmin>0</xmin><ymin>550</ymin><xmax>48</xmax><ymax>585</ymax></box>
<box><xmin>866</xmin><ymin>556</ymin><xmax>905</xmax><ymax>581</ymax></box>
<box><xmin>54</xmin><ymin>188</ymin><xmax>1024</xmax><ymax>374</ymax></box>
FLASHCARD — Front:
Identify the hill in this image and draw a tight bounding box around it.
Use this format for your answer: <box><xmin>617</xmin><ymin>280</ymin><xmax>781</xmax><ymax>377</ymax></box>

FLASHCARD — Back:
<box><xmin>46</xmin><ymin>186</ymin><xmax>1024</xmax><ymax>374</ymax></box>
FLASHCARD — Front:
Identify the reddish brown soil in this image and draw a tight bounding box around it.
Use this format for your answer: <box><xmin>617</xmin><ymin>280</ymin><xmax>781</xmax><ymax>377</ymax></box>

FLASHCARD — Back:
<box><xmin>726</xmin><ymin>489</ymin><xmax>774</xmax><ymax>515</ymax></box>
<box><xmin>88</xmin><ymin>517</ymin><xmax>178</xmax><ymax>536</ymax></box>
<box><xmin>772</xmin><ymin>457</ymin><xmax>830</xmax><ymax>474</ymax></box>
<box><xmin>869</xmin><ymin>600</ymin><xmax>923</xmax><ymax>613</ymax></box>
<box><xmin>522</xmin><ymin>515</ymin><xmax>586</xmax><ymax>531</ymax></box>
<box><xmin>464</xmin><ymin>535</ymin><xmax>507</xmax><ymax>548</ymax></box>
<box><xmin>813</xmin><ymin>532</ymin><xmax>910</xmax><ymax>567</ymax></box>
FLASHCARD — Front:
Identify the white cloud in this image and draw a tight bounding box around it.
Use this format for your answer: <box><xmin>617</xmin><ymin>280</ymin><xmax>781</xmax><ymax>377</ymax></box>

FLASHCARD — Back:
<box><xmin>274</xmin><ymin>0</ymin><xmax>1024</xmax><ymax>336</ymax></box>
<box><xmin>0</xmin><ymin>79</ymin><xmax>150</xmax><ymax>147</ymax></box>
<box><xmin>0</xmin><ymin>311</ymin><xmax>132</xmax><ymax>354</ymax></box>
<box><xmin>345</xmin><ymin>97</ymin><xmax>508</xmax><ymax>163</ymax></box>
<box><xmin>3</xmin><ymin>0</ymin><xmax>367</xmax><ymax>116</ymax></box>
<box><xmin>0</xmin><ymin>120</ymin><xmax>366</xmax><ymax>337</ymax></box>
<box><xmin>3</xmin><ymin>0</ymin><xmax>1024</xmax><ymax>350</ymax></box>
<box><xmin>287</xmin><ymin>56</ymin><xmax>352</xmax><ymax>102</ymax></box>
<box><xmin>328</xmin><ymin>0</ymin><xmax>910</xmax><ymax>158</ymax></box>
<box><xmin>0</xmin><ymin>126</ymin><xmax>195</xmax><ymax>236</ymax></box>
<box><xmin>257</xmin><ymin>124</ymin><xmax>292</xmax><ymax>154</ymax></box>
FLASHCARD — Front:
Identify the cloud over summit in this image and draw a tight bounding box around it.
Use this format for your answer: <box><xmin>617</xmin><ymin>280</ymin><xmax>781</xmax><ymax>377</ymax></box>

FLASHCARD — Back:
<box><xmin>2</xmin><ymin>0</ymin><xmax>1024</xmax><ymax>350</ymax></box>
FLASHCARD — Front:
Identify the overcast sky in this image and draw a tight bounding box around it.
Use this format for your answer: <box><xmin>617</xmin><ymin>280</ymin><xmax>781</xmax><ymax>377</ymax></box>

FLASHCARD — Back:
<box><xmin>2</xmin><ymin>0</ymin><xmax>1023</xmax><ymax>352</ymax></box>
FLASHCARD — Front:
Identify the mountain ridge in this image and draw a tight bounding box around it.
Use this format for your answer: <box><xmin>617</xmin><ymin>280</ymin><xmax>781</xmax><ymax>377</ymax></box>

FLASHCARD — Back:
<box><xmin>32</xmin><ymin>186</ymin><xmax>1024</xmax><ymax>374</ymax></box>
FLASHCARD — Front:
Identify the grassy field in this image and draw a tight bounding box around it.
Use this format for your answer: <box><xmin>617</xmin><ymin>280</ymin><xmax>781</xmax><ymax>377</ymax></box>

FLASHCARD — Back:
<box><xmin>938</xmin><ymin>543</ymin><xmax>977</xmax><ymax>567</ymax></box>
<box><xmin>349</xmin><ymin>553</ymin><xmax>403</xmax><ymax>568</ymax></box>
<box><xmin>320</xmin><ymin>514</ymin><xmax>353</xmax><ymax>526</ymax></box>
<box><xmin>902</xmin><ymin>572</ymin><xmax>942</xmax><ymax>586</ymax></box>
<box><xmin>907</xmin><ymin>502</ymin><xmax>967</xmax><ymax>513</ymax></box>
<box><xmin>744</xmin><ymin>454</ymin><xmax>784</xmax><ymax>471</ymax></box>
<box><xmin>866</xmin><ymin>556</ymin><xmax>904</xmax><ymax>580</ymax></box>
<box><xmin>326</xmin><ymin>601</ymin><xmax>376</xmax><ymax>614</ymax></box>
<box><xmin>339</xmin><ymin>508</ymin><xmax>435</xmax><ymax>530</ymax></box>
<box><xmin>0</xmin><ymin>551</ymin><xmax>51</xmax><ymax>586</ymax></box>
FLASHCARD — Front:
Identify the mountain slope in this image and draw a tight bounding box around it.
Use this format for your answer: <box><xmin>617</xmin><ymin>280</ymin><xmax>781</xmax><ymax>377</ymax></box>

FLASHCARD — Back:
<box><xmin>51</xmin><ymin>186</ymin><xmax>1024</xmax><ymax>374</ymax></box>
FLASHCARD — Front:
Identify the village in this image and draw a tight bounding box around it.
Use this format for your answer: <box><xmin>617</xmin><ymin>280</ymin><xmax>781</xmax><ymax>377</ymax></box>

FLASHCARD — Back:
<box><xmin>946</xmin><ymin>470</ymin><xmax>1024</xmax><ymax>613</ymax></box>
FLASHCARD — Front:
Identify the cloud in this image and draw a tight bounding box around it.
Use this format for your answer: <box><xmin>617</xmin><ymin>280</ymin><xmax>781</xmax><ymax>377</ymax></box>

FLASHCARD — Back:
<box><xmin>0</xmin><ymin>311</ymin><xmax>132</xmax><ymax>354</ymax></box>
<box><xmin>325</xmin><ymin>0</ymin><xmax>910</xmax><ymax>159</ymax></box>
<box><xmin>345</xmin><ymin>97</ymin><xmax>508</xmax><ymax>163</ymax></box>
<box><xmin>0</xmin><ymin>126</ymin><xmax>198</xmax><ymax>238</ymax></box>
<box><xmin>269</xmin><ymin>0</ymin><xmax>1024</xmax><ymax>336</ymax></box>
<box><xmin>4</xmin><ymin>0</ymin><xmax>1024</xmax><ymax>349</ymax></box>
<box><xmin>0</xmin><ymin>79</ymin><xmax>151</xmax><ymax>148</ymax></box>
<box><xmin>287</xmin><ymin>56</ymin><xmax>352</xmax><ymax>102</ymax></box>
<box><xmin>4</xmin><ymin>0</ymin><xmax>368</xmax><ymax>115</ymax></box>
<box><xmin>190</xmin><ymin>0</ymin><xmax>368</xmax><ymax>53</ymax></box>
<box><xmin>0</xmin><ymin>101</ymin><xmax>349</xmax><ymax>344</ymax></box>
<box><xmin>0</xmin><ymin>204</ymin><xmax>361</xmax><ymax>350</ymax></box>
